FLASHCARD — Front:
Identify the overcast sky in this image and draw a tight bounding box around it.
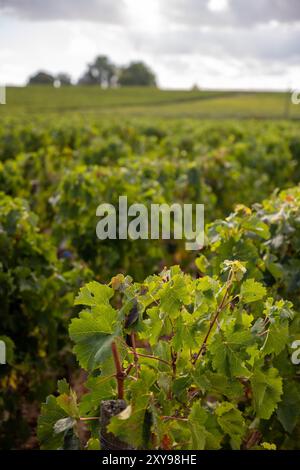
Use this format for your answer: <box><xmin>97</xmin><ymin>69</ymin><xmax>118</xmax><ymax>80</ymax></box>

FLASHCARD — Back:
<box><xmin>0</xmin><ymin>0</ymin><xmax>299</xmax><ymax>89</ymax></box>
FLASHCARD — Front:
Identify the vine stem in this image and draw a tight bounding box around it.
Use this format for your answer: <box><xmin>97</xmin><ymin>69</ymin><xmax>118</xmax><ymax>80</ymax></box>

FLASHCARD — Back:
<box><xmin>79</xmin><ymin>417</ymin><xmax>99</xmax><ymax>421</ymax></box>
<box><xmin>192</xmin><ymin>271</ymin><xmax>233</xmax><ymax>365</ymax></box>
<box><xmin>111</xmin><ymin>341</ymin><xmax>125</xmax><ymax>400</ymax></box>
<box><xmin>131</xmin><ymin>332</ymin><xmax>140</xmax><ymax>377</ymax></box>
<box><xmin>171</xmin><ymin>347</ymin><xmax>177</xmax><ymax>380</ymax></box>
<box><xmin>161</xmin><ymin>416</ymin><xmax>188</xmax><ymax>422</ymax></box>
<box><xmin>127</xmin><ymin>350</ymin><xmax>171</xmax><ymax>367</ymax></box>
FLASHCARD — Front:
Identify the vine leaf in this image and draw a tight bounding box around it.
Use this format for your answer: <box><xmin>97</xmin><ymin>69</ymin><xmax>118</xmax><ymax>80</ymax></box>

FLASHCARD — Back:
<box><xmin>69</xmin><ymin>306</ymin><xmax>119</xmax><ymax>370</ymax></box>
<box><xmin>277</xmin><ymin>383</ymin><xmax>300</xmax><ymax>434</ymax></box>
<box><xmin>159</xmin><ymin>273</ymin><xmax>190</xmax><ymax>317</ymax></box>
<box><xmin>251</xmin><ymin>367</ymin><xmax>283</xmax><ymax>419</ymax></box>
<box><xmin>38</xmin><ymin>396</ymin><xmax>68</xmax><ymax>450</ymax></box>
<box><xmin>74</xmin><ymin>281</ymin><xmax>113</xmax><ymax>307</ymax></box>
<box><xmin>240</xmin><ymin>279</ymin><xmax>267</xmax><ymax>303</ymax></box>
<box><xmin>216</xmin><ymin>402</ymin><xmax>246</xmax><ymax>450</ymax></box>
<box><xmin>261</xmin><ymin>320</ymin><xmax>289</xmax><ymax>356</ymax></box>
<box><xmin>108</xmin><ymin>368</ymin><xmax>156</xmax><ymax>448</ymax></box>
<box><xmin>188</xmin><ymin>402</ymin><xmax>221</xmax><ymax>450</ymax></box>
<box><xmin>56</xmin><ymin>389</ymin><xmax>79</xmax><ymax>418</ymax></box>
<box><xmin>87</xmin><ymin>438</ymin><xmax>101</xmax><ymax>450</ymax></box>
<box><xmin>79</xmin><ymin>376</ymin><xmax>115</xmax><ymax>415</ymax></box>
<box><xmin>210</xmin><ymin>330</ymin><xmax>252</xmax><ymax>379</ymax></box>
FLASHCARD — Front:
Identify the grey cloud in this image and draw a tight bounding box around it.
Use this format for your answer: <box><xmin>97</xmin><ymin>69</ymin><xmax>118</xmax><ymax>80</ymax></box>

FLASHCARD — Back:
<box><xmin>233</xmin><ymin>0</ymin><xmax>300</xmax><ymax>26</ymax></box>
<box><xmin>130</xmin><ymin>24</ymin><xmax>300</xmax><ymax>63</ymax></box>
<box><xmin>0</xmin><ymin>0</ymin><xmax>126</xmax><ymax>23</ymax></box>
<box><xmin>164</xmin><ymin>0</ymin><xmax>300</xmax><ymax>26</ymax></box>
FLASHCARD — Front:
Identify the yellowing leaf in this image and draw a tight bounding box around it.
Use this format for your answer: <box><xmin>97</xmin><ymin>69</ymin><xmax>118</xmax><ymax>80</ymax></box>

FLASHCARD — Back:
<box><xmin>240</xmin><ymin>279</ymin><xmax>266</xmax><ymax>303</ymax></box>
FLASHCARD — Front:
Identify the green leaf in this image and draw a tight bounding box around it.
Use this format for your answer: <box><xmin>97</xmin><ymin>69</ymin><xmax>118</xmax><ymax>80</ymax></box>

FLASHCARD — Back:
<box><xmin>240</xmin><ymin>279</ymin><xmax>267</xmax><ymax>303</ymax></box>
<box><xmin>261</xmin><ymin>320</ymin><xmax>289</xmax><ymax>356</ymax></box>
<box><xmin>56</xmin><ymin>390</ymin><xmax>79</xmax><ymax>418</ymax></box>
<box><xmin>108</xmin><ymin>368</ymin><xmax>156</xmax><ymax>448</ymax></box>
<box><xmin>172</xmin><ymin>375</ymin><xmax>192</xmax><ymax>402</ymax></box>
<box><xmin>74</xmin><ymin>281</ymin><xmax>113</xmax><ymax>307</ymax></box>
<box><xmin>139</xmin><ymin>306</ymin><xmax>164</xmax><ymax>346</ymax></box>
<box><xmin>188</xmin><ymin>402</ymin><xmax>207</xmax><ymax>450</ymax></box>
<box><xmin>37</xmin><ymin>396</ymin><xmax>68</xmax><ymax>450</ymax></box>
<box><xmin>87</xmin><ymin>438</ymin><xmax>101</xmax><ymax>450</ymax></box>
<box><xmin>193</xmin><ymin>369</ymin><xmax>243</xmax><ymax>400</ymax></box>
<box><xmin>63</xmin><ymin>429</ymin><xmax>81</xmax><ymax>450</ymax></box>
<box><xmin>188</xmin><ymin>402</ymin><xmax>221</xmax><ymax>450</ymax></box>
<box><xmin>241</xmin><ymin>216</ymin><xmax>270</xmax><ymax>240</ymax></box>
<box><xmin>251</xmin><ymin>367</ymin><xmax>283</xmax><ymax>419</ymax></box>
<box><xmin>277</xmin><ymin>383</ymin><xmax>300</xmax><ymax>434</ymax></box>
<box><xmin>222</xmin><ymin>260</ymin><xmax>247</xmax><ymax>281</ymax></box>
<box><xmin>159</xmin><ymin>273</ymin><xmax>190</xmax><ymax>318</ymax></box>
<box><xmin>261</xmin><ymin>442</ymin><xmax>276</xmax><ymax>450</ymax></box>
<box><xmin>107</xmin><ymin>399</ymin><xmax>148</xmax><ymax>449</ymax></box>
<box><xmin>216</xmin><ymin>402</ymin><xmax>246</xmax><ymax>450</ymax></box>
<box><xmin>210</xmin><ymin>331</ymin><xmax>252</xmax><ymax>379</ymax></box>
<box><xmin>171</xmin><ymin>315</ymin><xmax>196</xmax><ymax>352</ymax></box>
<box><xmin>79</xmin><ymin>376</ymin><xmax>115</xmax><ymax>415</ymax></box>
<box><xmin>195</xmin><ymin>255</ymin><xmax>209</xmax><ymax>273</ymax></box>
<box><xmin>57</xmin><ymin>378</ymin><xmax>70</xmax><ymax>395</ymax></box>
<box><xmin>69</xmin><ymin>307</ymin><xmax>119</xmax><ymax>370</ymax></box>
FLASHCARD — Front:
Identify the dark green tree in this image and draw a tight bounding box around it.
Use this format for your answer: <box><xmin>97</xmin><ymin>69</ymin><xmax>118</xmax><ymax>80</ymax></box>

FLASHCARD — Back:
<box><xmin>28</xmin><ymin>71</ymin><xmax>55</xmax><ymax>85</ymax></box>
<box><xmin>55</xmin><ymin>73</ymin><xmax>72</xmax><ymax>86</ymax></box>
<box><xmin>118</xmin><ymin>61</ymin><xmax>157</xmax><ymax>87</ymax></box>
<box><xmin>78</xmin><ymin>55</ymin><xmax>117</xmax><ymax>87</ymax></box>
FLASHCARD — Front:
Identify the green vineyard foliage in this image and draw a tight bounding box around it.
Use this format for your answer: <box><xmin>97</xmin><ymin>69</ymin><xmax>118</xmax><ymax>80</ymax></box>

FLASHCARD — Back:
<box><xmin>38</xmin><ymin>186</ymin><xmax>300</xmax><ymax>450</ymax></box>
<box><xmin>0</xmin><ymin>114</ymin><xmax>300</xmax><ymax>448</ymax></box>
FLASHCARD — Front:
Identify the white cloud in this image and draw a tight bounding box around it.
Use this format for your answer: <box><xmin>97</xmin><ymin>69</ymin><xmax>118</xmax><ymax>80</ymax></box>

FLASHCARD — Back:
<box><xmin>208</xmin><ymin>0</ymin><xmax>229</xmax><ymax>13</ymax></box>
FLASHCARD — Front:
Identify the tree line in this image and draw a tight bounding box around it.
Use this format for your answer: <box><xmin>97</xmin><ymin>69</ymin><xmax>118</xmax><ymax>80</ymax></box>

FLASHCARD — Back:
<box><xmin>28</xmin><ymin>55</ymin><xmax>157</xmax><ymax>87</ymax></box>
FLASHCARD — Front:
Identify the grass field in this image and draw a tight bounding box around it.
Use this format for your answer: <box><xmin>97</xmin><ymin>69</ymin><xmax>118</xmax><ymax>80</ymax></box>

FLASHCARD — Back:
<box><xmin>1</xmin><ymin>86</ymin><xmax>299</xmax><ymax>119</ymax></box>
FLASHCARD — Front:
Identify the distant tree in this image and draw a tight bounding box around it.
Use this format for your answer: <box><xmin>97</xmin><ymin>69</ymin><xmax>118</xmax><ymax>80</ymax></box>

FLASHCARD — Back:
<box><xmin>28</xmin><ymin>71</ymin><xmax>55</xmax><ymax>85</ymax></box>
<box><xmin>78</xmin><ymin>55</ymin><xmax>117</xmax><ymax>87</ymax></box>
<box><xmin>77</xmin><ymin>73</ymin><xmax>91</xmax><ymax>86</ymax></box>
<box><xmin>55</xmin><ymin>73</ymin><xmax>72</xmax><ymax>86</ymax></box>
<box><xmin>118</xmin><ymin>62</ymin><xmax>157</xmax><ymax>87</ymax></box>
